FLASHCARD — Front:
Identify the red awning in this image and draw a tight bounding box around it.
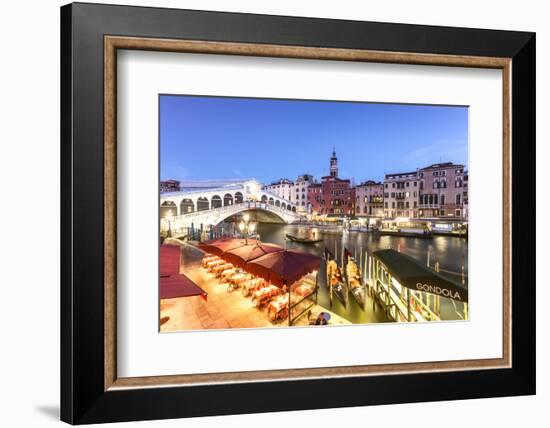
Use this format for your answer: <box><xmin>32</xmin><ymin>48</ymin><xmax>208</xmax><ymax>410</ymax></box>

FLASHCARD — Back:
<box><xmin>223</xmin><ymin>243</ymin><xmax>284</xmax><ymax>268</ymax></box>
<box><xmin>160</xmin><ymin>244</ymin><xmax>206</xmax><ymax>299</ymax></box>
<box><xmin>245</xmin><ymin>249</ymin><xmax>321</xmax><ymax>287</ymax></box>
<box><xmin>160</xmin><ymin>244</ymin><xmax>182</xmax><ymax>276</ymax></box>
<box><xmin>198</xmin><ymin>238</ymin><xmax>257</xmax><ymax>257</ymax></box>
<box><xmin>160</xmin><ymin>273</ymin><xmax>206</xmax><ymax>300</ymax></box>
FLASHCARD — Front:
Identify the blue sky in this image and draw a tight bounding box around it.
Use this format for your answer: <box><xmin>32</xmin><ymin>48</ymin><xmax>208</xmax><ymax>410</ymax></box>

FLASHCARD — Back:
<box><xmin>160</xmin><ymin>95</ymin><xmax>468</xmax><ymax>184</ymax></box>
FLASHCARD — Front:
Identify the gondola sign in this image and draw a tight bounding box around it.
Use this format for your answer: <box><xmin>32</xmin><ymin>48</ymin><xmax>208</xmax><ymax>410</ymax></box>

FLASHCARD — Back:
<box><xmin>415</xmin><ymin>282</ymin><xmax>465</xmax><ymax>301</ymax></box>
<box><xmin>373</xmin><ymin>249</ymin><xmax>468</xmax><ymax>303</ymax></box>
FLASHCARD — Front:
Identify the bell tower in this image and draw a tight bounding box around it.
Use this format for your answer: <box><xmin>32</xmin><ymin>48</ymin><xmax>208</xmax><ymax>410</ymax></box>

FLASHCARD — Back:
<box><xmin>330</xmin><ymin>148</ymin><xmax>338</xmax><ymax>178</ymax></box>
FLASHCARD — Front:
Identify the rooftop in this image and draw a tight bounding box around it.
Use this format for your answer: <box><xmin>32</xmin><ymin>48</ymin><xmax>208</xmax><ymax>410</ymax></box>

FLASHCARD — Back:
<box><xmin>384</xmin><ymin>171</ymin><xmax>417</xmax><ymax>179</ymax></box>
<box><xmin>420</xmin><ymin>162</ymin><xmax>465</xmax><ymax>170</ymax></box>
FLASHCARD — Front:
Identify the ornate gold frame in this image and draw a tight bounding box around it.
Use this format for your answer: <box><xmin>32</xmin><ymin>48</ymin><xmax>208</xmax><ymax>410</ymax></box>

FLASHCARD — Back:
<box><xmin>103</xmin><ymin>36</ymin><xmax>512</xmax><ymax>391</ymax></box>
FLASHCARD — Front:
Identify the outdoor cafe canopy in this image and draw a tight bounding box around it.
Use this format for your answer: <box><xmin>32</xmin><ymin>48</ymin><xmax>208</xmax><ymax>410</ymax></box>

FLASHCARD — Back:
<box><xmin>245</xmin><ymin>249</ymin><xmax>322</xmax><ymax>287</ymax></box>
<box><xmin>160</xmin><ymin>244</ymin><xmax>207</xmax><ymax>300</ymax></box>
<box><xmin>198</xmin><ymin>238</ymin><xmax>257</xmax><ymax>257</ymax></box>
<box><xmin>222</xmin><ymin>242</ymin><xmax>284</xmax><ymax>268</ymax></box>
<box><xmin>373</xmin><ymin>249</ymin><xmax>468</xmax><ymax>302</ymax></box>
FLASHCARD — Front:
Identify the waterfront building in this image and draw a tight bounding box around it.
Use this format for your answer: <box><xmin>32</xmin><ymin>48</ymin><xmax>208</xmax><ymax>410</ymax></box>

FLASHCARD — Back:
<box><xmin>308</xmin><ymin>149</ymin><xmax>355</xmax><ymax>216</ymax></box>
<box><xmin>383</xmin><ymin>171</ymin><xmax>419</xmax><ymax>218</ymax></box>
<box><xmin>262</xmin><ymin>178</ymin><xmax>294</xmax><ymax>202</ymax></box>
<box><xmin>307</xmin><ymin>183</ymin><xmax>323</xmax><ymax>214</ymax></box>
<box><xmin>418</xmin><ymin>162</ymin><xmax>466</xmax><ymax>218</ymax></box>
<box><xmin>160</xmin><ymin>179</ymin><xmax>181</xmax><ymax>193</ymax></box>
<box><xmin>463</xmin><ymin>171</ymin><xmax>468</xmax><ymax>219</ymax></box>
<box><xmin>355</xmin><ymin>181</ymin><xmax>384</xmax><ymax>217</ymax></box>
<box><xmin>293</xmin><ymin>174</ymin><xmax>315</xmax><ymax>213</ymax></box>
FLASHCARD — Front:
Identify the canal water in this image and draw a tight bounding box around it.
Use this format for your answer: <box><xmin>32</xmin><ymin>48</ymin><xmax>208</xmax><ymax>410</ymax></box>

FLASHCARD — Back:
<box><xmin>255</xmin><ymin>223</ymin><xmax>469</xmax><ymax>324</ymax></box>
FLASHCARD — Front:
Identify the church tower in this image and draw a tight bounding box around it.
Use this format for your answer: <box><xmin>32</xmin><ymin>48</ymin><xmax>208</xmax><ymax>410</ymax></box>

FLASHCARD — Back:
<box><xmin>330</xmin><ymin>148</ymin><xmax>338</xmax><ymax>178</ymax></box>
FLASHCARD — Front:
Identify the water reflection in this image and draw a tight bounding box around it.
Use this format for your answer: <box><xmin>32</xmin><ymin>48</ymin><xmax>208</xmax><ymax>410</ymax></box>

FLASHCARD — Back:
<box><xmin>253</xmin><ymin>223</ymin><xmax>468</xmax><ymax>324</ymax></box>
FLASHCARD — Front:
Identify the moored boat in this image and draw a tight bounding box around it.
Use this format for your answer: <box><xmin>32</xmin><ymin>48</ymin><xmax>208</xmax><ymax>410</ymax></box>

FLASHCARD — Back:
<box><xmin>377</xmin><ymin>228</ymin><xmax>433</xmax><ymax>239</ymax></box>
<box><xmin>326</xmin><ymin>259</ymin><xmax>347</xmax><ymax>306</ymax></box>
<box><xmin>285</xmin><ymin>234</ymin><xmax>323</xmax><ymax>244</ymax></box>
<box><xmin>346</xmin><ymin>259</ymin><xmax>367</xmax><ymax>309</ymax></box>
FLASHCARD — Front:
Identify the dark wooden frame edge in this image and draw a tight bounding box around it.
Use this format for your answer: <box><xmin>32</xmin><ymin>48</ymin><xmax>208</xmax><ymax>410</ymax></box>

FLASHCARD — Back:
<box><xmin>61</xmin><ymin>2</ymin><xmax>536</xmax><ymax>424</ymax></box>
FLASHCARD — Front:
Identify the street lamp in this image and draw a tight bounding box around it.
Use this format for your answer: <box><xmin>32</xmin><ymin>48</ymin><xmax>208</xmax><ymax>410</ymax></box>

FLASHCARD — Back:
<box><xmin>238</xmin><ymin>214</ymin><xmax>256</xmax><ymax>244</ymax></box>
<box><xmin>165</xmin><ymin>210</ymin><xmax>173</xmax><ymax>237</ymax></box>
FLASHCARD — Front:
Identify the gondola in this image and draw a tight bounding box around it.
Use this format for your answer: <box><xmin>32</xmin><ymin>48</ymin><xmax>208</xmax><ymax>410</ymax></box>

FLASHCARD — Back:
<box><xmin>285</xmin><ymin>234</ymin><xmax>323</xmax><ymax>244</ymax></box>
<box><xmin>331</xmin><ymin>275</ymin><xmax>347</xmax><ymax>306</ymax></box>
<box><xmin>345</xmin><ymin>259</ymin><xmax>367</xmax><ymax>309</ymax></box>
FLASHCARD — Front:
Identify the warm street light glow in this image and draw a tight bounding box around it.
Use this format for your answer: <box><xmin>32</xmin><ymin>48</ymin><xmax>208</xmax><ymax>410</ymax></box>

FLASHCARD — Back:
<box><xmin>243</xmin><ymin>213</ymin><xmax>250</xmax><ymax>223</ymax></box>
<box><xmin>239</xmin><ymin>222</ymin><xmax>245</xmax><ymax>231</ymax></box>
<box><xmin>165</xmin><ymin>210</ymin><xmax>173</xmax><ymax>219</ymax></box>
<box><xmin>249</xmin><ymin>222</ymin><xmax>256</xmax><ymax>232</ymax></box>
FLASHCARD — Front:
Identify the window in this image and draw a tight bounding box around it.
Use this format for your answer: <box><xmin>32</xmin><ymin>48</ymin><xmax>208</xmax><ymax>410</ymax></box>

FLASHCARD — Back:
<box><xmin>406</xmin><ymin>182</ymin><xmax>409</xmax><ymax>187</ymax></box>
<box><xmin>392</xmin><ymin>202</ymin><xmax>395</xmax><ymax>208</ymax></box>
<box><xmin>420</xmin><ymin>181</ymin><xmax>424</xmax><ymax>190</ymax></box>
<box><xmin>414</xmin><ymin>201</ymin><xmax>417</xmax><ymax>208</ymax></box>
<box><xmin>391</xmin><ymin>192</ymin><xmax>395</xmax><ymax>198</ymax></box>
<box><xmin>456</xmin><ymin>194</ymin><xmax>461</xmax><ymax>204</ymax></box>
<box><xmin>405</xmin><ymin>202</ymin><xmax>409</xmax><ymax>208</ymax></box>
<box><xmin>414</xmin><ymin>181</ymin><xmax>417</xmax><ymax>187</ymax></box>
<box><xmin>441</xmin><ymin>195</ymin><xmax>445</xmax><ymax>205</ymax></box>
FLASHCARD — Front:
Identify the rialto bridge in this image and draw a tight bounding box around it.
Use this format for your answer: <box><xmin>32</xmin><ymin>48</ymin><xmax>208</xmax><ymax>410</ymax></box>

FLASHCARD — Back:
<box><xmin>160</xmin><ymin>179</ymin><xmax>301</xmax><ymax>233</ymax></box>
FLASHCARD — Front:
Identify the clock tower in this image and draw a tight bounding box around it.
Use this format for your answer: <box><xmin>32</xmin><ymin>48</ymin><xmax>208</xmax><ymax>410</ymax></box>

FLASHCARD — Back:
<box><xmin>330</xmin><ymin>148</ymin><xmax>338</xmax><ymax>178</ymax></box>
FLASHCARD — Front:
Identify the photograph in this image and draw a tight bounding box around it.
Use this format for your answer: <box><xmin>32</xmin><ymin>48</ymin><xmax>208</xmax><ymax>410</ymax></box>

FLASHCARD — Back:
<box><xmin>159</xmin><ymin>95</ymin><xmax>469</xmax><ymax>331</ymax></box>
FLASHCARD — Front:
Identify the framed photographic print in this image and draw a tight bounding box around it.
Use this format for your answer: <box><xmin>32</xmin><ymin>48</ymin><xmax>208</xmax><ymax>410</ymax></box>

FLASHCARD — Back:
<box><xmin>61</xmin><ymin>2</ymin><xmax>536</xmax><ymax>424</ymax></box>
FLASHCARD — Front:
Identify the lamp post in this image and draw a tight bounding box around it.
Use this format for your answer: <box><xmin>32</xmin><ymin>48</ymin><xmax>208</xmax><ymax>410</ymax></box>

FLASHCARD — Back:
<box><xmin>165</xmin><ymin>210</ymin><xmax>173</xmax><ymax>238</ymax></box>
<box><xmin>238</xmin><ymin>213</ymin><xmax>256</xmax><ymax>245</ymax></box>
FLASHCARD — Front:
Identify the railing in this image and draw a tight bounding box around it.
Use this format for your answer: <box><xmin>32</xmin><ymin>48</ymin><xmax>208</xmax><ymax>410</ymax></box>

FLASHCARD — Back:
<box><xmin>161</xmin><ymin>201</ymin><xmax>301</xmax><ymax>232</ymax></box>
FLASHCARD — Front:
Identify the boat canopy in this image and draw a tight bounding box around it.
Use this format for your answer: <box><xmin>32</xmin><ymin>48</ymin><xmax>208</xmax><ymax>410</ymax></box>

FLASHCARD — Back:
<box><xmin>373</xmin><ymin>249</ymin><xmax>468</xmax><ymax>302</ymax></box>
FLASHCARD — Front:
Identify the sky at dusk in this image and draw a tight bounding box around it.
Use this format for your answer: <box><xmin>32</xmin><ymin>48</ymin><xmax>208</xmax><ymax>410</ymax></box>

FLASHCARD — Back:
<box><xmin>160</xmin><ymin>95</ymin><xmax>468</xmax><ymax>185</ymax></box>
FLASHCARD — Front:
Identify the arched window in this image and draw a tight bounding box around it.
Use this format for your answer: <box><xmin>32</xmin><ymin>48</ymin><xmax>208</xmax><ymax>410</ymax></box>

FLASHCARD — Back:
<box><xmin>261</xmin><ymin>195</ymin><xmax>268</xmax><ymax>203</ymax></box>
<box><xmin>281</xmin><ymin>203</ymin><xmax>286</xmax><ymax>210</ymax></box>
<box><xmin>223</xmin><ymin>193</ymin><xmax>233</xmax><ymax>206</ymax></box>
<box><xmin>234</xmin><ymin>192</ymin><xmax>244</xmax><ymax>203</ymax></box>
<box><xmin>160</xmin><ymin>201</ymin><xmax>176</xmax><ymax>219</ymax></box>
<box><xmin>275</xmin><ymin>200</ymin><xmax>281</xmax><ymax>207</ymax></box>
<box><xmin>197</xmin><ymin>197</ymin><xmax>209</xmax><ymax>211</ymax></box>
<box><xmin>268</xmin><ymin>198</ymin><xmax>274</xmax><ymax>205</ymax></box>
<box><xmin>180</xmin><ymin>198</ymin><xmax>194</xmax><ymax>214</ymax></box>
<box><xmin>292</xmin><ymin>206</ymin><xmax>296</xmax><ymax>212</ymax></box>
<box><xmin>211</xmin><ymin>195</ymin><xmax>222</xmax><ymax>209</ymax></box>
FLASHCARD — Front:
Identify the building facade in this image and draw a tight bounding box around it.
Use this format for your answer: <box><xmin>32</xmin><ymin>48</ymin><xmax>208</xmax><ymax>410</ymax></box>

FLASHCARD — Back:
<box><xmin>418</xmin><ymin>162</ymin><xmax>466</xmax><ymax>218</ymax></box>
<box><xmin>307</xmin><ymin>183</ymin><xmax>323</xmax><ymax>214</ymax></box>
<box><xmin>293</xmin><ymin>174</ymin><xmax>315</xmax><ymax>213</ymax></box>
<box><xmin>307</xmin><ymin>150</ymin><xmax>355</xmax><ymax>216</ymax></box>
<box><xmin>355</xmin><ymin>181</ymin><xmax>384</xmax><ymax>217</ymax></box>
<box><xmin>262</xmin><ymin>178</ymin><xmax>294</xmax><ymax>202</ymax></box>
<box><xmin>160</xmin><ymin>179</ymin><xmax>181</xmax><ymax>193</ymax></box>
<box><xmin>383</xmin><ymin>172</ymin><xmax>419</xmax><ymax>218</ymax></box>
